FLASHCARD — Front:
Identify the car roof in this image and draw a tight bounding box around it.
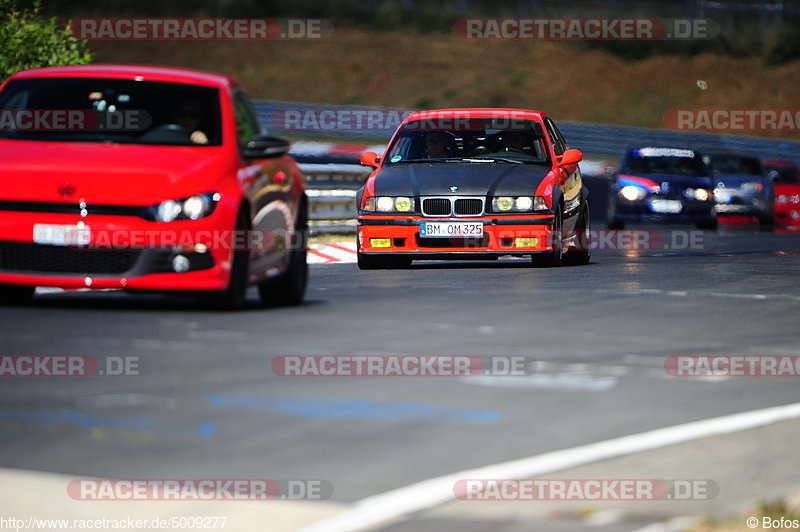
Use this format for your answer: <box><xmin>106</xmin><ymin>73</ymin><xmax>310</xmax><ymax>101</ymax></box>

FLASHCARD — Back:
<box><xmin>403</xmin><ymin>108</ymin><xmax>547</xmax><ymax>123</ymax></box>
<box><xmin>8</xmin><ymin>64</ymin><xmax>239</xmax><ymax>89</ymax></box>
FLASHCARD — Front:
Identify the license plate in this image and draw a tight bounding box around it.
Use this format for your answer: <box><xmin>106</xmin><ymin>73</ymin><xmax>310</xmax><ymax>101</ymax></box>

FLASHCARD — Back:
<box><xmin>420</xmin><ymin>222</ymin><xmax>484</xmax><ymax>238</ymax></box>
<box><xmin>33</xmin><ymin>224</ymin><xmax>91</xmax><ymax>246</ymax></box>
<box><xmin>649</xmin><ymin>199</ymin><xmax>682</xmax><ymax>214</ymax></box>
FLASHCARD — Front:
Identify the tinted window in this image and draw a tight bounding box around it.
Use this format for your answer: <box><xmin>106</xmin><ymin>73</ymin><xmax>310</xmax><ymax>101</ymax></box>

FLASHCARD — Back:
<box><xmin>0</xmin><ymin>78</ymin><xmax>222</xmax><ymax>146</ymax></box>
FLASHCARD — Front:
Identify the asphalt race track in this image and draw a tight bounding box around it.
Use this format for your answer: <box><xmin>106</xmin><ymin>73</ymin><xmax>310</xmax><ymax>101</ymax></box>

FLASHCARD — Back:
<box><xmin>1</xmin><ymin>224</ymin><xmax>799</xmax><ymax>530</ymax></box>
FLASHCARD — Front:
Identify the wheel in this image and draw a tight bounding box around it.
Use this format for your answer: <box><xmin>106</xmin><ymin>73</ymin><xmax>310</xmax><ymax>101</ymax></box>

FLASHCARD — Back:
<box><xmin>533</xmin><ymin>203</ymin><xmax>564</xmax><ymax>267</ymax></box>
<box><xmin>564</xmin><ymin>203</ymin><xmax>591</xmax><ymax>266</ymax></box>
<box><xmin>198</xmin><ymin>208</ymin><xmax>250</xmax><ymax>310</ymax></box>
<box><xmin>258</xmin><ymin>202</ymin><xmax>308</xmax><ymax>307</ymax></box>
<box><xmin>0</xmin><ymin>285</ymin><xmax>35</xmax><ymax>305</ymax></box>
<box><xmin>607</xmin><ymin>197</ymin><xmax>625</xmax><ymax>229</ymax></box>
<box><xmin>357</xmin><ymin>253</ymin><xmax>412</xmax><ymax>270</ymax></box>
<box><xmin>758</xmin><ymin>213</ymin><xmax>774</xmax><ymax>227</ymax></box>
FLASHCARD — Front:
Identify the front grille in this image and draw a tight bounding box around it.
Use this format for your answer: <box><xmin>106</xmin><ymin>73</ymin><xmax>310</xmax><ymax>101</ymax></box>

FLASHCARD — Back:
<box><xmin>454</xmin><ymin>199</ymin><xmax>483</xmax><ymax>216</ymax></box>
<box><xmin>0</xmin><ymin>241</ymin><xmax>141</xmax><ymax>274</ymax></box>
<box><xmin>422</xmin><ymin>198</ymin><xmax>451</xmax><ymax>216</ymax></box>
<box><xmin>0</xmin><ymin>201</ymin><xmax>151</xmax><ymax>219</ymax></box>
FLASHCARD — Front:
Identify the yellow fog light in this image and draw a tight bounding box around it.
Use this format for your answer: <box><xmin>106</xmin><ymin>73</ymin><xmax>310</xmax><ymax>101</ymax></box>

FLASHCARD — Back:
<box><xmin>370</xmin><ymin>238</ymin><xmax>392</xmax><ymax>248</ymax></box>
<box><xmin>514</xmin><ymin>237</ymin><xmax>539</xmax><ymax>248</ymax></box>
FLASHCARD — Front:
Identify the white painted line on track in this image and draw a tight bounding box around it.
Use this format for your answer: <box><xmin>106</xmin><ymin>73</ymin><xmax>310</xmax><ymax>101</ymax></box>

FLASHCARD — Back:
<box><xmin>599</xmin><ymin>288</ymin><xmax>800</xmax><ymax>302</ymax></box>
<box><xmin>300</xmin><ymin>401</ymin><xmax>800</xmax><ymax>532</ymax></box>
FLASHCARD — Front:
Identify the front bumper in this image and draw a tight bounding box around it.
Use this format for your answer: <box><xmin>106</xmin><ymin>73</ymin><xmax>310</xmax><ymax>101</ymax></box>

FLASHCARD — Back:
<box><xmin>357</xmin><ymin>214</ymin><xmax>555</xmax><ymax>257</ymax></box>
<box><xmin>0</xmin><ymin>210</ymin><xmax>235</xmax><ymax>291</ymax></box>
<box><xmin>614</xmin><ymin>197</ymin><xmax>715</xmax><ymax>223</ymax></box>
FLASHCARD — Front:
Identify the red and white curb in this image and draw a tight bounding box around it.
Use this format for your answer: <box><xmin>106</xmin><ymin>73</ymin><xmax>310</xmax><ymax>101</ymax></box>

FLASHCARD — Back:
<box><xmin>308</xmin><ymin>241</ymin><xmax>358</xmax><ymax>264</ymax></box>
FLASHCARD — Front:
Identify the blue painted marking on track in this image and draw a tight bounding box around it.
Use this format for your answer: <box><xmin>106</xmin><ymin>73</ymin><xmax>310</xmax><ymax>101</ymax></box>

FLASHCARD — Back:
<box><xmin>207</xmin><ymin>393</ymin><xmax>500</xmax><ymax>424</ymax></box>
<box><xmin>0</xmin><ymin>409</ymin><xmax>217</xmax><ymax>439</ymax></box>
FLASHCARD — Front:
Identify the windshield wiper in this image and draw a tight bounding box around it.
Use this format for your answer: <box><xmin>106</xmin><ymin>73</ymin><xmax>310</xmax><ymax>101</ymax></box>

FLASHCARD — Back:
<box><xmin>462</xmin><ymin>157</ymin><xmax>523</xmax><ymax>164</ymax></box>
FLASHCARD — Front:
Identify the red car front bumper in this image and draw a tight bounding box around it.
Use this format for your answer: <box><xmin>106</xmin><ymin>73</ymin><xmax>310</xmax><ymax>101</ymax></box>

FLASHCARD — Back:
<box><xmin>0</xmin><ymin>210</ymin><xmax>236</xmax><ymax>291</ymax></box>
<box><xmin>357</xmin><ymin>214</ymin><xmax>556</xmax><ymax>257</ymax></box>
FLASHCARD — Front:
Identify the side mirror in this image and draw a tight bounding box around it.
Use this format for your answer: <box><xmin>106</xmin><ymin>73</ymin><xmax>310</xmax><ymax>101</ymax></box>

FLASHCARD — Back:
<box><xmin>360</xmin><ymin>151</ymin><xmax>381</xmax><ymax>167</ymax></box>
<box><xmin>559</xmin><ymin>148</ymin><xmax>583</xmax><ymax>166</ymax></box>
<box><xmin>244</xmin><ymin>135</ymin><xmax>290</xmax><ymax>160</ymax></box>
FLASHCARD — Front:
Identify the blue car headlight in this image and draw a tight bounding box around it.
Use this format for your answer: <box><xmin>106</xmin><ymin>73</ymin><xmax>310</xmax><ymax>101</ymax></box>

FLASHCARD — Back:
<box><xmin>619</xmin><ymin>186</ymin><xmax>646</xmax><ymax>201</ymax></box>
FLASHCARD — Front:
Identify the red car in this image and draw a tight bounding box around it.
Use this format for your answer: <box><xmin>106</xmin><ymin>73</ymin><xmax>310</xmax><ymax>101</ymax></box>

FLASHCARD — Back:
<box><xmin>356</xmin><ymin>108</ymin><xmax>588</xmax><ymax>268</ymax></box>
<box><xmin>763</xmin><ymin>159</ymin><xmax>800</xmax><ymax>226</ymax></box>
<box><xmin>0</xmin><ymin>64</ymin><xmax>307</xmax><ymax>308</ymax></box>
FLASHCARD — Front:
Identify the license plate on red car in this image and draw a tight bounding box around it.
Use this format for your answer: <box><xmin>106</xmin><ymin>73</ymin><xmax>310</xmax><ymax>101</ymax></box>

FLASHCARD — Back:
<box><xmin>33</xmin><ymin>224</ymin><xmax>91</xmax><ymax>246</ymax></box>
<box><xmin>420</xmin><ymin>222</ymin><xmax>484</xmax><ymax>238</ymax></box>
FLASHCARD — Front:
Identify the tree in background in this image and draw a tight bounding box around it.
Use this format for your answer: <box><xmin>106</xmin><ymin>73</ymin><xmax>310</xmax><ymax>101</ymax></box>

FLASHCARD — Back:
<box><xmin>0</xmin><ymin>0</ymin><xmax>91</xmax><ymax>82</ymax></box>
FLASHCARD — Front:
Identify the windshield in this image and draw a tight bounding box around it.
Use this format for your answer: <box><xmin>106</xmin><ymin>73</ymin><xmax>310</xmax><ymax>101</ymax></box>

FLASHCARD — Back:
<box><xmin>0</xmin><ymin>77</ymin><xmax>222</xmax><ymax>146</ymax></box>
<box><xmin>704</xmin><ymin>154</ymin><xmax>763</xmax><ymax>176</ymax></box>
<box><xmin>622</xmin><ymin>148</ymin><xmax>708</xmax><ymax>177</ymax></box>
<box><xmin>383</xmin><ymin>119</ymin><xmax>549</xmax><ymax>165</ymax></box>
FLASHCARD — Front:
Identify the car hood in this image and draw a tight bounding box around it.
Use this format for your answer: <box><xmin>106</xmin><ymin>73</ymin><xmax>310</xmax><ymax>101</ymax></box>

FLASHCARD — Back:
<box><xmin>0</xmin><ymin>140</ymin><xmax>237</xmax><ymax>205</ymax></box>
<box><xmin>373</xmin><ymin>162</ymin><xmax>553</xmax><ymax>197</ymax></box>
<box><xmin>714</xmin><ymin>174</ymin><xmax>768</xmax><ymax>188</ymax></box>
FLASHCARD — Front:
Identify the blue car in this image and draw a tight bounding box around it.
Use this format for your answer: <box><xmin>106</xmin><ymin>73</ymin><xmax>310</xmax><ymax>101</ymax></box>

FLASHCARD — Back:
<box><xmin>704</xmin><ymin>153</ymin><xmax>774</xmax><ymax>226</ymax></box>
<box><xmin>608</xmin><ymin>147</ymin><xmax>717</xmax><ymax>230</ymax></box>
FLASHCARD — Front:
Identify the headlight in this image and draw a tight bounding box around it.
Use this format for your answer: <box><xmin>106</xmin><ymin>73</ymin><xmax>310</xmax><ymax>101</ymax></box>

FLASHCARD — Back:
<box><xmin>364</xmin><ymin>196</ymin><xmax>415</xmax><ymax>213</ymax></box>
<box><xmin>493</xmin><ymin>197</ymin><xmax>514</xmax><ymax>212</ymax></box>
<box><xmin>394</xmin><ymin>197</ymin><xmax>413</xmax><ymax>212</ymax></box>
<box><xmin>491</xmin><ymin>196</ymin><xmax>540</xmax><ymax>212</ymax></box>
<box><xmin>376</xmin><ymin>197</ymin><xmax>395</xmax><ymax>212</ymax></box>
<box><xmin>741</xmin><ymin>182</ymin><xmax>765</xmax><ymax>193</ymax></box>
<box><xmin>154</xmin><ymin>193</ymin><xmax>219</xmax><ymax>222</ymax></box>
<box><xmin>515</xmin><ymin>197</ymin><xmax>533</xmax><ymax>211</ymax></box>
<box><xmin>685</xmin><ymin>188</ymin><xmax>710</xmax><ymax>201</ymax></box>
<box><xmin>620</xmin><ymin>186</ymin><xmax>646</xmax><ymax>201</ymax></box>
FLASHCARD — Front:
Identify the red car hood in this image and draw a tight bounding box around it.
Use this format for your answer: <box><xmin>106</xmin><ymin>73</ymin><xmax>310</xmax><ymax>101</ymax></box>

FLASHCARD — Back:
<box><xmin>0</xmin><ymin>140</ymin><xmax>237</xmax><ymax>205</ymax></box>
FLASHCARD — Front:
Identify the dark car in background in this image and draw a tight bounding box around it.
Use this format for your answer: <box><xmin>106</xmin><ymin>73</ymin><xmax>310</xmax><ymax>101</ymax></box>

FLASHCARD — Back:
<box><xmin>705</xmin><ymin>153</ymin><xmax>774</xmax><ymax>225</ymax></box>
<box><xmin>607</xmin><ymin>147</ymin><xmax>717</xmax><ymax>230</ymax></box>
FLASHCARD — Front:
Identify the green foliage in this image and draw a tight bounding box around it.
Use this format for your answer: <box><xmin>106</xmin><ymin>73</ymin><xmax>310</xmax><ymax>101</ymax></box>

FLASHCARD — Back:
<box><xmin>0</xmin><ymin>0</ymin><xmax>92</xmax><ymax>83</ymax></box>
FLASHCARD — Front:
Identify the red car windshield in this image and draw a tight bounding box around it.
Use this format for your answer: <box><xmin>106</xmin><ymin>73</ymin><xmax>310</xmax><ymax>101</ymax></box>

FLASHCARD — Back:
<box><xmin>0</xmin><ymin>77</ymin><xmax>222</xmax><ymax>146</ymax></box>
<box><xmin>384</xmin><ymin>119</ymin><xmax>549</xmax><ymax>165</ymax></box>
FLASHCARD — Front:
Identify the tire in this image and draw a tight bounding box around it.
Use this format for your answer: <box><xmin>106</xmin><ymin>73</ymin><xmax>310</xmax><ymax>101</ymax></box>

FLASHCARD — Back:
<box><xmin>564</xmin><ymin>203</ymin><xmax>591</xmax><ymax>266</ymax></box>
<box><xmin>357</xmin><ymin>253</ymin><xmax>412</xmax><ymax>270</ymax></box>
<box><xmin>607</xmin><ymin>197</ymin><xmax>625</xmax><ymax>229</ymax></box>
<box><xmin>198</xmin><ymin>208</ymin><xmax>250</xmax><ymax>310</ymax></box>
<box><xmin>758</xmin><ymin>213</ymin><xmax>774</xmax><ymax>227</ymax></box>
<box><xmin>0</xmin><ymin>284</ymin><xmax>35</xmax><ymax>305</ymax></box>
<box><xmin>258</xmin><ymin>201</ymin><xmax>308</xmax><ymax>307</ymax></box>
<box><xmin>533</xmin><ymin>204</ymin><xmax>564</xmax><ymax>267</ymax></box>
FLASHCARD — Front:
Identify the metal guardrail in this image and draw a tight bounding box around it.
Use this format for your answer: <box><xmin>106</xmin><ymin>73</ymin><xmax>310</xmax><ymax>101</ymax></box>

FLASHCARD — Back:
<box><xmin>257</xmin><ymin>100</ymin><xmax>800</xmax><ymax>164</ymax></box>
<box><xmin>299</xmin><ymin>163</ymin><xmax>369</xmax><ymax>235</ymax></box>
